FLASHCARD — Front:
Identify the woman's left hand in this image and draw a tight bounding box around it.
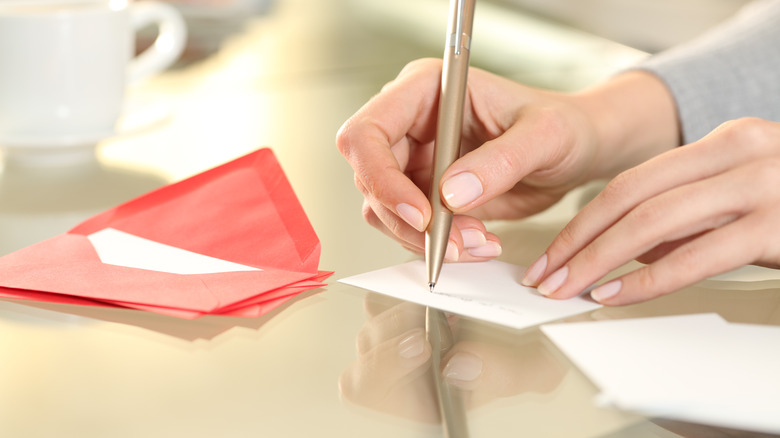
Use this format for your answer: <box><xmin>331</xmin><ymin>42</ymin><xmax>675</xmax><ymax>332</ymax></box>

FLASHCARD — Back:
<box><xmin>521</xmin><ymin>117</ymin><xmax>780</xmax><ymax>305</ymax></box>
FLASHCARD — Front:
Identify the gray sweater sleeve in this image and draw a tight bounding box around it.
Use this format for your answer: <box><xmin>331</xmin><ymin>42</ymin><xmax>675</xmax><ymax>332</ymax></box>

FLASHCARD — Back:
<box><xmin>637</xmin><ymin>0</ymin><xmax>780</xmax><ymax>144</ymax></box>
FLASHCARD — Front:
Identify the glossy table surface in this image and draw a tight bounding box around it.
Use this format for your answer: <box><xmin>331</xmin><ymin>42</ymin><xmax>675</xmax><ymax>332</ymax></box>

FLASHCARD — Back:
<box><xmin>1</xmin><ymin>1</ymin><xmax>778</xmax><ymax>437</ymax></box>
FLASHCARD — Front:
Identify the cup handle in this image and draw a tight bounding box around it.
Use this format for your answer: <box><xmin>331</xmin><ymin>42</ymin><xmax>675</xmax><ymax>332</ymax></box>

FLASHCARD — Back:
<box><xmin>127</xmin><ymin>1</ymin><xmax>187</xmax><ymax>84</ymax></box>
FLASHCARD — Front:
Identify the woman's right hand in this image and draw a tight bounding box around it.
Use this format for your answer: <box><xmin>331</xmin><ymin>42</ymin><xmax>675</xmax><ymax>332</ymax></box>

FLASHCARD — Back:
<box><xmin>336</xmin><ymin>58</ymin><xmax>678</xmax><ymax>262</ymax></box>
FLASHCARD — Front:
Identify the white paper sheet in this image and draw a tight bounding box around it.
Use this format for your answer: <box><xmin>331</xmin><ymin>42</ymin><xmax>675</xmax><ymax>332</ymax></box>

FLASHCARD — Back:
<box><xmin>87</xmin><ymin>228</ymin><xmax>261</xmax><ymax>275</ymax></box>
<box><xmin>541</xmin><ymin>313</ymin><xmax>780</xmax><ymax>434</ymax></box>
<box><xmin>339</xmin><ymin>260</ymin><xmax>601</xmax><ymax>330</ymax></box>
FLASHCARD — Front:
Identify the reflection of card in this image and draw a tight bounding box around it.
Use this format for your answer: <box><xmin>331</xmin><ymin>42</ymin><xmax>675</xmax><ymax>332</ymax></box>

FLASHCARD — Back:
<box><xmin>340</xmin><ymin>260</ymin><xmax>601</xmax><ymax>330</ymax></box>
<box><xmin>541</xmin><ymin>314</ymin><xmax>780</xmax><ymax>434</ymax></box>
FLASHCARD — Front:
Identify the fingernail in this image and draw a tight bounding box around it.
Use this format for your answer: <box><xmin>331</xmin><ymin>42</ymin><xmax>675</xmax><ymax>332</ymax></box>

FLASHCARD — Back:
<box><xmin>443</xmin><ymin>352</ymin><xmax>483</xmax><ymax>386</ymax></box>
<box><xmin>444</xmin><ymin>240</ymin><xmax>459</xmax><ymax>262</ymax></box>
<box><xmin>521</xmin><ymin>254</ymin><xmax>548</xmax><ymax>286</ymax></box>
<box><xmin>398</xmin><ymin>331</ymin><xmax>425</xmax><ymax>359</ymax></box>
<box><xmin>538</xmin><ymin>265</ymin><xmax>568</xmax><ymax>297</ymax></box>
<box><xmin>396</xmin><ymin>203</ymin><xmax>424</xmax><ymax>232</ymax></box>
<box><xmin>591</xmin><ymin>280</ymin><xmax>622</xmax><ymax>302</ymax></box>
<box><xmin>442</xmin><ymin>172</ymin><xmax>483</xmax><ymax>209</ymax></box>
<box><xmin>467</xmin><ymin>241</ymin><xmax>502</xmax><ymax>258</ymax></box>
<box><xmin>460</xmin><ymin>228</ymin><xmax>487</xmax><ymax>248</ymax></box>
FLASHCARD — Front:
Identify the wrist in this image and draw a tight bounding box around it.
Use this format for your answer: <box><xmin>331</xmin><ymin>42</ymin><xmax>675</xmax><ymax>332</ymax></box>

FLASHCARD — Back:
<box><xmin>574</xmin><ymin>70</ymin><xmax>681</xmax><ymax>180</ymax></box>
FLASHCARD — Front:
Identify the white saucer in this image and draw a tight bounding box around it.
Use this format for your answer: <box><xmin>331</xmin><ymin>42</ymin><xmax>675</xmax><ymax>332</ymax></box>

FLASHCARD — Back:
<box><xmin>0</xmin><ymin>130</ymin><xmax>117</xmax><ymax>149</ymax></box>
<box><xmin>0</xmin><ymin>97</ymin><xmax>172</xmax><ymax>149</ymax></box>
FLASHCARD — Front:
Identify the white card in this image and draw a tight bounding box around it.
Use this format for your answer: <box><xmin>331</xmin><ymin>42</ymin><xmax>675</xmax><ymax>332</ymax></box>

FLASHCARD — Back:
<box><xmin>541</xmin><ymin>313</ymin><xmax>780</xmax><ymax>434</ymax></box>
<box><xmin>339</xmin><ymin>259</ymin><xmax>601</xmax><ymax>330</ymax></box>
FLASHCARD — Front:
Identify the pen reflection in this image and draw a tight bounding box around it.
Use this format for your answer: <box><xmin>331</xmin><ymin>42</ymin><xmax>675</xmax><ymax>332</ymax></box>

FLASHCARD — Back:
<box><xmin>339</xmin><ymin>293</ymin><xmax>567</xmax><ymax>424</ymax></box>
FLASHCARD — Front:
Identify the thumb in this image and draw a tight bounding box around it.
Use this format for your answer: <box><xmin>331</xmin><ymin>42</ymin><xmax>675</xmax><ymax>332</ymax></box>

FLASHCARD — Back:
<box><xmin>440</xmin><ymin>107</ymin><xmax>576</xmax><ymax>213</ymax></box>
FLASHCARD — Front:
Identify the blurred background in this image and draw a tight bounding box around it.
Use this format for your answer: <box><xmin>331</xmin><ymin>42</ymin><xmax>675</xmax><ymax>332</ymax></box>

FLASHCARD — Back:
<box><xmin>0</xmin><ymin>0</ymin><xmax>756</xmax><ymax>263</ymax></box>
<box><xmin>158</xmin><ymin>0</ymin><xmax>750</xmax><ymax>81</ymax></box>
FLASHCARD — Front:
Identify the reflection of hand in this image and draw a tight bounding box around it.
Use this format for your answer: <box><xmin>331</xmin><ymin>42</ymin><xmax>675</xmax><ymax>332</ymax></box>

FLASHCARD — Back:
<box><xmin>522</xmin><ymin>118</ymin><xmax>780</xmax><ymax>305</ymax></box>
<box><xmin>338</xmin><ymin>301</ymin><xmax>437</xmax><ymax>422</ymax></box>
<box><xmin>337</xmin><ymin>58</ymin><xmax>678</xmax><ymax>263</ymax></box>
<box><xmin>438</xmin><ymin>336</ymin><xmax>564</xmax><ymax>410</ymax></box>
<box><xmin>339</xmin><ymin>296</ymin><xmax>566</xmax><ymax>423</ymax></box>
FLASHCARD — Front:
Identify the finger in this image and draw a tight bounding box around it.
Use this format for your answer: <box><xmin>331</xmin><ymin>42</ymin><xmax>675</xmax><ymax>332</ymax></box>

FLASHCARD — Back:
<box><xmin>337</xmin><ymin>59</ymin><xmax>444</xmax><ymax>231</ymax></box>
<box><xmin>452</xmin><ymin>215</ymin><xmax>501</xmax><ymax>261</ymax></box>
<box><xmin>460</xmin><ymin>233</ymin><xmax>502</xmax><ymax>262</ymax></box>
<box><xmin>538</xmin><ymin>161</ymin><xmax>753</xmax><ymax>300</ymax></box>
<box><xmin>533</xmin><ymin>118</ymin><xmax>780</xmax><ymax>286</ymax></box>
<box><xmin>362</xmin><ymin>196</ymin><xmax>425</xmax><ymax>252</ymax></box>
<box><xmin>451</xmin><ymin>215</ymin><xmax>487</xmax><ymax>247</ymax></box>
<box><xmin>591</xmin><ymin>155</ymin><xmax>780</xmax><ymax>304</ymax></box>
<box><xmin>431</xmin><ymin>215</ymin><xmax>503</xmax><ymax>263</ymax></box>
<box><xmin>362</xmin><ymin>199</ymin><xmax>503</xmax><ymax>263</ymax></box>
<box><xmin>364</xmin><ymin>212</ymin><xmax>470</xmax><ymax>263</ymax></box>
<box><xmin>590</xmin><ymin>216</ymin><xmax>762</xmax><ymax>305</ymax></box>
<box><xmin>356</xmin><ymin>302</ymin><xmax>426</xmax><ymax>355</ymax></box>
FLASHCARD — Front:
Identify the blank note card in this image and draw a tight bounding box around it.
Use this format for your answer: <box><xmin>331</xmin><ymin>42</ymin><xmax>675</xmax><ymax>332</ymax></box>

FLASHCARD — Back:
<box><xmin>340</xmin><ymin>260</ymin><xmax>601</xmax><ymax>330</ymax></box>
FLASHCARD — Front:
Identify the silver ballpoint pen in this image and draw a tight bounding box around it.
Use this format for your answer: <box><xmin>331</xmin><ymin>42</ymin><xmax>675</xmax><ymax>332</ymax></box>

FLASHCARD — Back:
<box><xmin>426</xmin><ymin>0</ymin><xmax>476</xmax><ymax>292</ymax></box>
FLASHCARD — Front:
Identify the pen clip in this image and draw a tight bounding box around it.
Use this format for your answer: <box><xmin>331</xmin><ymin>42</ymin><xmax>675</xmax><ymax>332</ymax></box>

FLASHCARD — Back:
<box><xmin>448</xmin><ymin>0</ymin><xmax>471</xmax><ymax>56</ymax></box>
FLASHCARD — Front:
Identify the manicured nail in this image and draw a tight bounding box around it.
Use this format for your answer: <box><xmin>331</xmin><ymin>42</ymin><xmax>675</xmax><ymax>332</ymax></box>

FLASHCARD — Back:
<box><xmin>398</xmin><ymin>331</ymin><xmax>425</xmax><ymax>359</ymax></box>
<box><xmin>537</xmin><ymin>265</ymin><xmax>568</xmax><ymax>297</ymax></box>
<box><xmin>521</xmin><ymin>253</ymin><xmax>548</xmax><ymax>286</ymax></box>
<box><xmin>460</xmin><ymin>228</ymin><xmax>487</xmax><ymax>248</ymax></box>
<box><xmin>467</xmin><ymin>241</ymin><xmax>502</xmax><ymax>258</ymax></box>
<box><xmin>443</xmin><ymin>352</ymin><xmax>483</xmax><ymax>386</ymax></box>
<box><xmin>442</xmin><ymin>172</ymin><xmax>483</xmax><ymax>209</ymax></box>
<box><xmin>444</xmin><ymin>240</ymin><xmax>459</xmax><ymax>262</ymax></box>
<box><xmin>396</xmin><ymin>203</ymin><xmax>424</xmax><ymax>232</ymax></box>
<box><xmin>591</xmin><ymin>280</ymin><xmax>622</xmax><ymax>302</ymax></box>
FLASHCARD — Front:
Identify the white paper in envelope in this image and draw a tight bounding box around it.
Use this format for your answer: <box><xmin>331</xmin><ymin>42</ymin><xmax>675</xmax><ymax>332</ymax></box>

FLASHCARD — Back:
<box><xmin>87</xmin><ymin>228</ymin><xmax>261</xmax><ymax>275</ymax></box>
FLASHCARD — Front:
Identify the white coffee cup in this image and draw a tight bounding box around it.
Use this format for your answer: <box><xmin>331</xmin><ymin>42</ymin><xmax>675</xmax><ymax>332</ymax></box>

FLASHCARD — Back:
<box><xmin>0</xmin><ymin>0</ymin><xmax>186</xmax><ymax>148</ymax></box>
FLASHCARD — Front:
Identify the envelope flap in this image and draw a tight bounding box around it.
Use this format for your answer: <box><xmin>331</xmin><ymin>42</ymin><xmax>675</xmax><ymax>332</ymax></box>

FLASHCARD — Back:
<box><xmin>0</xmin><ymin>234</ymin><xmax>218</xmax><ymax>310</ymax></box>
<box><xmin>0</xmin><ymin>234</ymin><xmax>316</xmax><ymax>312</ymax></box>
<box><xmin>69</xmin><ymin>149</ymin><xmax>320</xmax><ymax>275</ymax></box>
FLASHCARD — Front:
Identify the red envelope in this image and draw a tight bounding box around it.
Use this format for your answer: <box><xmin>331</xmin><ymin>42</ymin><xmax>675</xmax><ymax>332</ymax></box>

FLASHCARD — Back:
<box><xmin>0</xmin><ymin>148</ymin><xmax>331</xmax><ymax>318</ymax></box>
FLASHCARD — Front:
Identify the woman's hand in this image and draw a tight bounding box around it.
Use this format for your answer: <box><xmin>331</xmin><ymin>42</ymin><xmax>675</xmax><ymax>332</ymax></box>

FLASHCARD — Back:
<box><xmin>522</xmin><ymin>118</ymin><xmax>780</xmax><ymax>305</ymax></box>
<box><xmin>337</xmin><ymin>58</ymin><xmax>678</xmax><ymax>262</ymax></box>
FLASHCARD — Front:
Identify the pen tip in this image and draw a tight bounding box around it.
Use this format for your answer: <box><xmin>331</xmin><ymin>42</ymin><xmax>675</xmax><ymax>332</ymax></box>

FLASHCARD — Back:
<box><xmin>429</xmin><ymin>282</ymin><xmax>436</xmax><ymax>293</ymax></box>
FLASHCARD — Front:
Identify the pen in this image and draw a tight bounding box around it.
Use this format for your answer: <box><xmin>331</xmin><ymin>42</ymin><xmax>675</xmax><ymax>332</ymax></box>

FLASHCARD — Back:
<box><xmin>426</xmin><ymin>0</ymin><xmax>476</xmax><ymax>292</ymax></box>
<box><xmin>426</xmin><ymin>307</ymin><xmax>470</xmax><ymax>438</ymax></box>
